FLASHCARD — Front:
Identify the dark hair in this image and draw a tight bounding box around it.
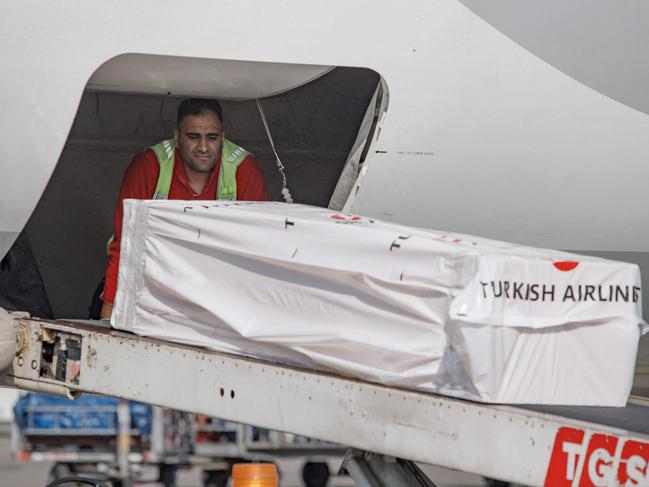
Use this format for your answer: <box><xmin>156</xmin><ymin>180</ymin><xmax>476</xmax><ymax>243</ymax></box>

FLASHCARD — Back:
<box><xmin>176</xmin><ymin>98</ymin><xmax>224</xmax><ymax>127</ymax></box>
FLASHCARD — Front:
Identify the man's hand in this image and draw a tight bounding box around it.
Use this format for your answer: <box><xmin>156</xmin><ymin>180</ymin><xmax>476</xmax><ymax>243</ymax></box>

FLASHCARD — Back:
<box><xmin>100</xmin><ymin>301</ymin><xmax>114</xmax><ymax>321</ymax></box>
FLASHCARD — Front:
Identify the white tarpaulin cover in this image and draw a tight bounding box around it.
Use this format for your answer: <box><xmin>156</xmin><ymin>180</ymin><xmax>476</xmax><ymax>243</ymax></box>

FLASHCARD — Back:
<box><xmin>112</xmin><ymin>200</ymin><xmax>646</xmax><ymax>405</ymax></box>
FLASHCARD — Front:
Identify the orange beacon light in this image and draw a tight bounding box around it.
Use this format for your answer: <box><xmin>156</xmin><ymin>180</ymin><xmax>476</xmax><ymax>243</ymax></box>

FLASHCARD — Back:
<box><xmin>232</xmin><ymin>463</ymin><xmax>279</xmax><ymax>487</ymax></box>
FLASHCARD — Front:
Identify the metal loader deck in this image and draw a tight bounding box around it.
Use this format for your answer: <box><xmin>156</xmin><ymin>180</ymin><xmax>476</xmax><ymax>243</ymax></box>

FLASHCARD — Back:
<box><xmin>7</xmin><ymin>318</ymin><xmax>649</xmax><ymax>487</ymax></box>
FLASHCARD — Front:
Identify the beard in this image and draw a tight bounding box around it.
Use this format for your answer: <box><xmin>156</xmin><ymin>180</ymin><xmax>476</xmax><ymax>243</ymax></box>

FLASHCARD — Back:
<box><xmin>181</xmin><ymin>147</ymin><xmax>219</xmax><ymax>173</ymax></box>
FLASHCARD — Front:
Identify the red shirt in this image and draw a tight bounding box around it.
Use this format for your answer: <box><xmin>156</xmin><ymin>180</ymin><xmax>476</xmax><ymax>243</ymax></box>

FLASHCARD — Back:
<box><xmin>103</xmin><ymin>147</ymin><xmax>268</xmax><ymax>303</ymax></box>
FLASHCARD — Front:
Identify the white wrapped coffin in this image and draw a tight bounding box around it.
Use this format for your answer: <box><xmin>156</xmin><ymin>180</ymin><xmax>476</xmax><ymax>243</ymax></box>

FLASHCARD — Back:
<box><xmin>112</xmin><ymin>200</ymin><xmax>646</xmax><ymax>405</ymax></box>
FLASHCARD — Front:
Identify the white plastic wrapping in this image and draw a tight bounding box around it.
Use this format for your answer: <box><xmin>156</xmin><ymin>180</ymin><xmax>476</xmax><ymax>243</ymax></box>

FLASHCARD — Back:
<box><xmin>112</xmin><ymin>201</ymin><xmax>646</xmax><ymax>405</ymax></box>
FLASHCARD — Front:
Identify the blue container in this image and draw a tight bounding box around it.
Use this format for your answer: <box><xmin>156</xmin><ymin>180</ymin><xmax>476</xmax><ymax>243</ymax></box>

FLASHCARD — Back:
<box><xmin>14</xmin><ymin>393</ymin><xmax>152</xmax><ymax>436</ymax></box>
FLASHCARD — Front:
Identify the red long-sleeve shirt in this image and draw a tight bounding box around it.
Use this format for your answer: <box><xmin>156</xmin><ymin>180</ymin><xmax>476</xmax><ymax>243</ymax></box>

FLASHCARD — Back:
<box><xmin>103</xmin><ymin>147</ymin><xmax>268</xmax><ymax>304</ymax></box>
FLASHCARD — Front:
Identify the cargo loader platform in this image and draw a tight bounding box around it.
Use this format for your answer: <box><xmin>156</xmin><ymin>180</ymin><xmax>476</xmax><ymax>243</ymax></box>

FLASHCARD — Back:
<box><xmin>6</xmin><ymin>318</ymin><xmax>649</xmax><ymax>487</ymax></box>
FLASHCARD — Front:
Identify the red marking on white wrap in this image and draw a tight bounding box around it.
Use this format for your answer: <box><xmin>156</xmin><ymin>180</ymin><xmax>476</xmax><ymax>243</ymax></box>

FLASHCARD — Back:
<box><xmin>330</xmin><ymin>214</ymin><xmax>362</xmax><ymax>222</ymax></box>
<box><xmin>553</xmin><ymin>261</ymin><xmax>580</xmax><ymax>272</ymax></box>
<box><xmin>545</xmin><ymin>426</ymin><xmax>649</xmax><ymax>486</ymax></box>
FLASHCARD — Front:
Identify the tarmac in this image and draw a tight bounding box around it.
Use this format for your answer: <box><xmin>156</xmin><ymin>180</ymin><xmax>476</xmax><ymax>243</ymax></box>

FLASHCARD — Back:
<box><xmin>0</xmin><ymin>422</ymin><xmax>490</xmax><ymax>487</ymax></box>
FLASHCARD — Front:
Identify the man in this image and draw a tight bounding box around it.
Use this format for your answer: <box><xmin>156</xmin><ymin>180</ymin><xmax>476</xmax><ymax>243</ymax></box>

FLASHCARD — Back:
<box><xmin>100</xmin><ymin>98</ymin><xmax>268</xmax><ymax>319</ymax></box>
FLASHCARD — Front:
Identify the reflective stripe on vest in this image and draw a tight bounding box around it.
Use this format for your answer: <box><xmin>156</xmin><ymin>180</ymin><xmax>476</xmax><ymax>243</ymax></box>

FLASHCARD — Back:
<box><xmin>150</xmin><ymin>139</ymin><xmax>175</xmax><ymax>199</ymax></box>
<box><xmin>149</xmin><ymin>138</ymin><xmax>251</xmax><ymax>200</ymax></box>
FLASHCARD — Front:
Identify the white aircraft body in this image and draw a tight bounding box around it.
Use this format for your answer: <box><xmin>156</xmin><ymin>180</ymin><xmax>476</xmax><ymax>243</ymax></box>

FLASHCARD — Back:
<box><xmin>1</xmin><ymin>5</ymin><xmax>649</xmax><ymax>483</ymax></box>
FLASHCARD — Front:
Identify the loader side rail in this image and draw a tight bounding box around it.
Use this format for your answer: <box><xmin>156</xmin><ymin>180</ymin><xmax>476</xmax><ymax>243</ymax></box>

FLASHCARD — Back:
<box><xmin>8</xmin><ymin>318</ymin><xmax>649</xmax><ymax>487</ymax></box>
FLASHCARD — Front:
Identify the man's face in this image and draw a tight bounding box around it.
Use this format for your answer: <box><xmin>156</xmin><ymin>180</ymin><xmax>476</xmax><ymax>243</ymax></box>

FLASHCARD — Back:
<box><xmin>174</xmin><ymin>110</ymin><xmax>224</xmax><ymax>174</ymax></box>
